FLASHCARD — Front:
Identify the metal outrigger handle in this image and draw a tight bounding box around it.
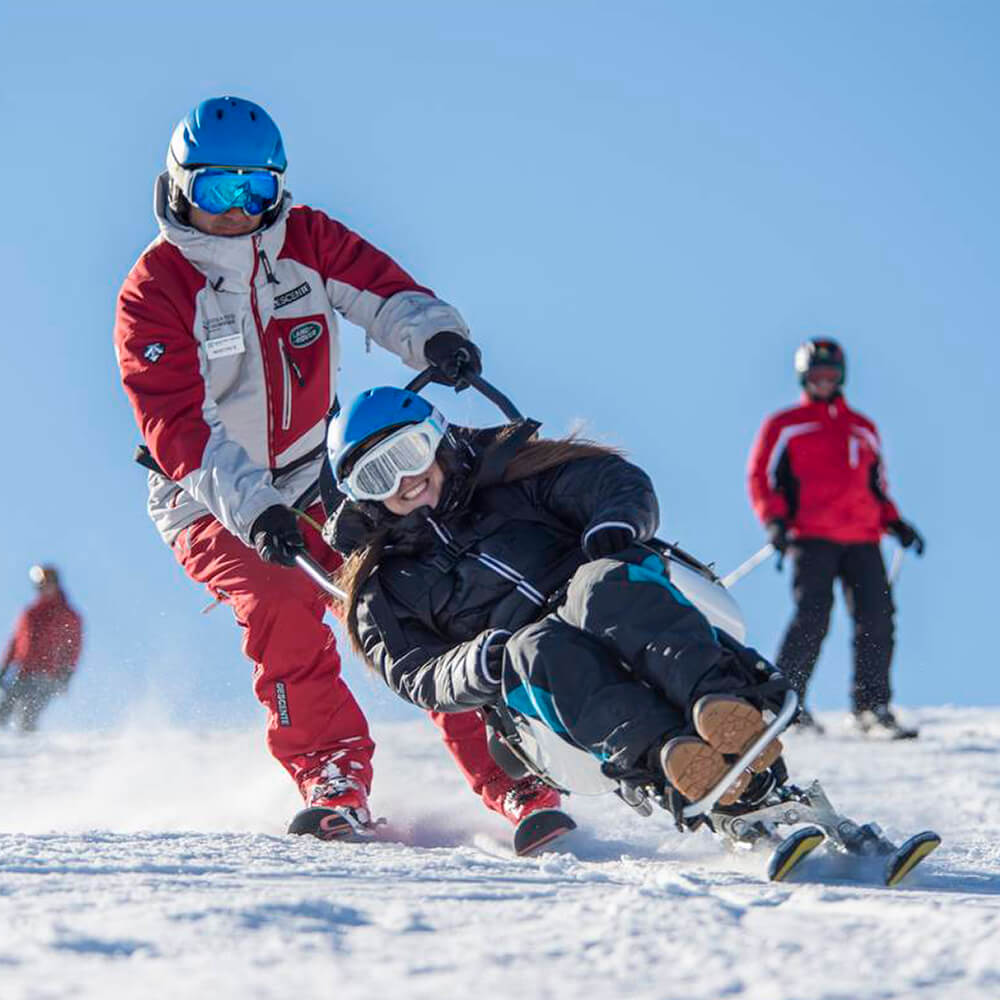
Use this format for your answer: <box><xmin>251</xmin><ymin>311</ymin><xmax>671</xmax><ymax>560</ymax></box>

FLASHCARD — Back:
<box><xmin>295</xmin><ymin>552</ymin><xmax>347</xmax><ymax>602</ymax></box>
<box><xmin>405</xmin><ymin>368</ymin><xmax>524</xmax><ymax>423</ymax></box>
<box><xmin>681</xmin><ymin>688</ymin><xmax>799</xmax><ymax>820</ymax></box>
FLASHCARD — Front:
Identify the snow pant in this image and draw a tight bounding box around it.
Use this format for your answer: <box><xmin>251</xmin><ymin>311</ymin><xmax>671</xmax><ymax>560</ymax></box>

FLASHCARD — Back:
<box><xmin>426</xmin><ymin>709</ymin><xmax>526</xmax><ymax>813</ymax></box>
<box><xmin>502</xmin><ymin>550</ymin><xmax>761</xmax><ymax>773</ymax></box>
<box><xmin>775</xmin><ymin>539</ymin><xmax>895</xmax><ymax>712</ymax></box>
<box><xmin>174</xmin><ymin>505</ymin><xmax>500</xmax><ymax>807</ymax></box>
<box><xmin>0</xmin><ymin>671</ymin><xmax>68</xmax><ymax>731</ymax></box>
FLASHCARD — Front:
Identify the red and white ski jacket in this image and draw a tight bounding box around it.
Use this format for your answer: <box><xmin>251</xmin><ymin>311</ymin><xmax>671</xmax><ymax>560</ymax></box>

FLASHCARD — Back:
<box><xmin>115</xmin><ymin>174</ymin><xmax>470</xmax><ymax>546</ymax></box>
<box><xmin>2</xmin><ymin>592</ymin><xmax>83</xmax><ymax>677</ymax></box>
<box><xmin>747</xmin><ymin>394</ymin><xmax>901</xmax><ymax>544</ymax></box>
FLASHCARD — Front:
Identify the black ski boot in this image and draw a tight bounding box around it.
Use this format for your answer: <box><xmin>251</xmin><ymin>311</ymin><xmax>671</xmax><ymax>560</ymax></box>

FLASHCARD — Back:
<box><xmin>853</xmin><ymin>706</ymin><xmax>918</xmax><ymax>740</ymax></box>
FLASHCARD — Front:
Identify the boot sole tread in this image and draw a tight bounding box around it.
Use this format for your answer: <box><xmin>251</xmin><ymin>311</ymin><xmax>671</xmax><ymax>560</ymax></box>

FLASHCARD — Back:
<box><xmin>694</xmin><ymin>697</ymin><xmax>783</xmax><ymax>772</ymax></box>
<box><xmin>662</xmin><ymin>737</ymin><xmax>749</xmax><ymax>806</ymax></box>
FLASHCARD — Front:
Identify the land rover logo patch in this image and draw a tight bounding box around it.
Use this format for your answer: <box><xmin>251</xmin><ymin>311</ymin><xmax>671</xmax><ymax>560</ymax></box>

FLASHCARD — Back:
<box><xmin>289</xmin><ymin>321</ymin><xmax>322</xmax><ymax>348</ymax></box>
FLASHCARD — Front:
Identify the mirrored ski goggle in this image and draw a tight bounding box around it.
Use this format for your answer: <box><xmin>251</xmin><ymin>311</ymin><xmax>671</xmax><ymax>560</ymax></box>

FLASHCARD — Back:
<box><xmin>187</xmin><ymin>167</ymin><xmax>284</xmax><ymax>216</ymax></box>
<box><xmin>340</xmin><ymin>418</ymin><xmax>446</xmax><ymax>502</ymax></box>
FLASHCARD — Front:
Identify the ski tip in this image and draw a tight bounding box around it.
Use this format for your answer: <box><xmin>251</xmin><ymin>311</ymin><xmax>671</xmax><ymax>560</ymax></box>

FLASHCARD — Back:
<box><xmin>287</xmin><ymin>806</ymin><xmax>376</xmax><ymax>842</ymax></box>
<box><xmin>513</xmin><ymin>809</ymin><xmax>577</xmax><ymax>857</ymax></box>
<box><xmin>767</xmin><ymin>826</ymin><xmax>826</xmax><ymax>882</ymax></box>
<box><xmin>885</xmin><ymin>831</ymin><xmax>941</xmax><ymax>886</ymax></box>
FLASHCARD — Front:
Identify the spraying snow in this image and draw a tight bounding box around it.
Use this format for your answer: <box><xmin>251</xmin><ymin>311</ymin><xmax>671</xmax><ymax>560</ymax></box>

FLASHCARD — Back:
<box><xmin>1</xmin><ymin>708</ymin><xmax>999</xmax><ymax>999</ymax></box>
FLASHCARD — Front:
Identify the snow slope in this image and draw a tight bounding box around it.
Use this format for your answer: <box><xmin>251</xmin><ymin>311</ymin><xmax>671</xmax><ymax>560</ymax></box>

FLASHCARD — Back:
<box><xmin>2</xmin><ymin>708</ymin><xmax>999</xmax><ymax>1000</ymax></box>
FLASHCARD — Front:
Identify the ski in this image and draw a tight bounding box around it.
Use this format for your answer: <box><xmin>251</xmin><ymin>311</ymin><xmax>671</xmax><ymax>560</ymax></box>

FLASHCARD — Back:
<box><xmin>513</xmin><ymin>808</ymin><xmax>577</xmax><ymax>856</ymax></box>
<box><xmin>287</xmin><ymin>806</ymin><xmax>378</xmax><ymax>842</ymax></box>
<box><xmin>884</xmin><ymin>831</ymin><xmax>941</xmax><ymax>886</ymax></box>
<box><xmin>709</xmin><ymin>776</ymin><xmax>942</xmax><ymax>887</ymax></box>
<box><xmin>766</xmin><ymin>825</ymin><xmax>826</xmax><ymax>882</ymax></box>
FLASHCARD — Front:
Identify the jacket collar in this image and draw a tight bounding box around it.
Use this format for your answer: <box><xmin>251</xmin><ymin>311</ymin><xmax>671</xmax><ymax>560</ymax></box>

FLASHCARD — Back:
<box><xmin>152</xmin><ymin>171</ymin><xmax>292</xmax><ymax>292</ymax></box>
<box><xmin>799</xmin><ymin>391</ymin><xmax>847</xmax><ymax>414</ymax></box>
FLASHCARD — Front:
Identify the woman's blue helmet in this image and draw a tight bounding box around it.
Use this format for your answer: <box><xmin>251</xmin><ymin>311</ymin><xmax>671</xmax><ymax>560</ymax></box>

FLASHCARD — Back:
<box><xmin>328</xmin><ymin>387</ymin><xmax>447</xmax><ymax>499</ymax></box>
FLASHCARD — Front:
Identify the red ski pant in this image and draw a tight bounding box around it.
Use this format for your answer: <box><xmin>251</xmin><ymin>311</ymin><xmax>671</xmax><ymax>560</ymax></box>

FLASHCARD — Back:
<box><xmin>173</xmin><ymin>506</ymin><xmax>506</xmax><ymax>807</ymax></box>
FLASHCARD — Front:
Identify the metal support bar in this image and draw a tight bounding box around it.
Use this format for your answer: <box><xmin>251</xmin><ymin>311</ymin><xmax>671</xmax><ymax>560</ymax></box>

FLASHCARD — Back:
<box><xmin>295</xmin><ymin>552</ymin><xmax>346</xmax><ymax>602</ymax></box>
<box><xmin>404</xmin><ymin>367</ymin><xmax>524</xmax><ymax>422</ymax></box>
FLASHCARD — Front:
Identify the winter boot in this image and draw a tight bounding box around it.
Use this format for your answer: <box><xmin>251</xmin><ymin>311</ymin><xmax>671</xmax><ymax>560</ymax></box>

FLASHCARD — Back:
<box><xmin>660</xmin><ymin>736</ymin><xmax>750</xmax><ymax>806</ymax></box>
<box><xmin>852</xmin><ymin>706</ymin><xmax>918</xmax><ymax>741</ymax></box>
<box><xmin>692</xmin><ymin>695</ymin><xmax>783</xmax><ymax>772</ymax></box>
<box><xmin>288</xmin><ymin>773</ymin><xmax>374</xmax><ymax>841</ymax></box>
<box><xmin>496</xmin><ymin>775</ymin><xmax>563</xmax><ymax>825</ymax></box>
<box><xmin>496</xmin><ymin>775</ymin><xmax>577</xmax><ymax>856</ymax></box>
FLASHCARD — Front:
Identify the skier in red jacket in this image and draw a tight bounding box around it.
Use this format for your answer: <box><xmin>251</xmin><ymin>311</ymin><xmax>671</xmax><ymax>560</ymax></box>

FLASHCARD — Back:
<box><xmin>747</xmin><ymin>339</ymin><xmax>924</xmax><ymax>739</ymax></box>
<box><xmin>0</xmin><ymin>566</ymin><xmax>83</xmax><ymax>732</ymax></box>
<box><xmin>114</xmin><ymin>96</ymin><xmax>555</xmax><ymax>839</ymax></box>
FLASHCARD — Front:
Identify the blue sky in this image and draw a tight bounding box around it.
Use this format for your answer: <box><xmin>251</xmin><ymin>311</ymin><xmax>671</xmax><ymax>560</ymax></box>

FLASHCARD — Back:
<box><xmin>1</xmin><ymin>1</ymin><xmax>997</xmax><ymax>734</ymax></box>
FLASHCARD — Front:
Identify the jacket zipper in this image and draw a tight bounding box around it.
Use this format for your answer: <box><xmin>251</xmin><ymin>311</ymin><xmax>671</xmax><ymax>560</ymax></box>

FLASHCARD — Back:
<box><xmin>278</xmin><ymin>339</ymin><xmax>293</xmax><ymax>431</ymax></box>
<box><xmin>259</xmin><ymin>249</ymin><xmax>280</xmax><ymax>284</ymax></box>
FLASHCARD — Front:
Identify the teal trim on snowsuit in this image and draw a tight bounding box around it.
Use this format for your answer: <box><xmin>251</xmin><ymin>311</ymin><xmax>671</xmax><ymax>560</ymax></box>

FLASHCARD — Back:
<box><xmin>505</xmin><ymin>684</ymin><xmax>568</xmax><ymax>735</ymax></box>
<box><xmin>501</xmin><ymin>548</ymin><xmax>757</xmax><ymax>772</ymax></box>
<box><xmin>628</xmin><ymin>554</ymin><xmax>717</xmax><ymax>637</ymax></box>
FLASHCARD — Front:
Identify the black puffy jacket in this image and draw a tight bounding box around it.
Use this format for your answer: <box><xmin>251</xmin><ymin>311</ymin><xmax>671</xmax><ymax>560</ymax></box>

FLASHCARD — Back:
<box><xmin>327</xmin><ymin>424</ymin><xmax>659</xmax><ymax>712</ymax></box>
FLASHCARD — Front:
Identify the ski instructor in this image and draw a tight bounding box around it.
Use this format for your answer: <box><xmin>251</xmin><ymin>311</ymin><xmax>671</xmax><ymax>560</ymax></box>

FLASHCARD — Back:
<box><xmin>747</xmin><ymin>338</ymin><xmax>925</xmax><ymax>739</ymax></box>
<box><xmin>113</xmin><ymin>95</ymin><xmax>542</xmax><ymax>838</ymax></box>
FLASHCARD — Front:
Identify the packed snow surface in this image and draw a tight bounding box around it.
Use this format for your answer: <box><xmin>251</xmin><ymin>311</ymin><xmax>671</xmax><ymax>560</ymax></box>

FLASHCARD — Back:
<box><xmin>2</xmin><ymin>707</ymin><xmax>999</xmax><ymax>1000</ymax></box>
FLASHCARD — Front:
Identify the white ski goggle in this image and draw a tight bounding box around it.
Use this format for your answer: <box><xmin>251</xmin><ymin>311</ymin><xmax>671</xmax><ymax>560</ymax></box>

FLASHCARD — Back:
<box><xmin>340</xmin><ymin>418</ymin><xmax>447</xmax><ymax>502</ymax></box>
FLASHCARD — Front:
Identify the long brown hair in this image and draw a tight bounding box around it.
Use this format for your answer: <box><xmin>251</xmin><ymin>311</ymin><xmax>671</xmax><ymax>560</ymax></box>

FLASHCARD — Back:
<box><xmin>337</xmin><ymin>430</ymin><xmax>624</xmax><ymax>660</ymax></box>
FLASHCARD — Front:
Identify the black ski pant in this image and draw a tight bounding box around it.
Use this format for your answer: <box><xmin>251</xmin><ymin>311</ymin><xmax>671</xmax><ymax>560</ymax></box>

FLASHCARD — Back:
<box><xmin>501</xmin><ymin>549</ymin><xmax>762</xmax><ymax>773</ymax></box>
<box><xmin>775</xmin><ymin>539</ymin><xmax>895</xmax><ymax>712</ymax></box>
<box><xmin>0</xmin><ymin>672</ymin><xmax>67</xmax><ymax>732</ymax></box>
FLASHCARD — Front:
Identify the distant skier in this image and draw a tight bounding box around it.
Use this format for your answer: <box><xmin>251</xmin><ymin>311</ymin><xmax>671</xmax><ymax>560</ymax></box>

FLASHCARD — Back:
<box><xmin>0</xmin><ymin>566</ymin><xmax>83</xmax><ymax>732</ymax></box>
<box><xmin>747</xmin><ymin>338</ymin><xmax>924</xmax><ymax>739</ymax></box>
<box><xmin>113</xmin><ymin>95</ymin><xmax>552</xmax><ymax>839</ymax></box>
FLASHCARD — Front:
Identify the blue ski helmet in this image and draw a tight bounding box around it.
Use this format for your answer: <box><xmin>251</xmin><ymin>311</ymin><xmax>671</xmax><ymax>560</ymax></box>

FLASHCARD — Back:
<box><xmin>794</xmin><ymin>337</ymin><xmax>846</xmax><ymax>388</ymax></box>
<box><xmin>327</xmin><ymin>387</ymin><xmax>444</xmax><ymax>484</ymax></box>
<box><xmin>167</xmin><ymin>97</ymin><xmax>287</xmax><ymax>211</ymax></box>
<box><xmin>168</xmin><ymin>96</ymin><xmax>286</xmax><ymax>172</ymax></box>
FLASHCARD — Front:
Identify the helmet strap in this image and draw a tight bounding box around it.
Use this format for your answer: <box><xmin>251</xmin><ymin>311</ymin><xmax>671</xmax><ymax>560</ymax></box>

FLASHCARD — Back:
<box><xmin>167</xmin><ymin>180</ymin><xmax>191</xmax><ymax>224</ymax></box>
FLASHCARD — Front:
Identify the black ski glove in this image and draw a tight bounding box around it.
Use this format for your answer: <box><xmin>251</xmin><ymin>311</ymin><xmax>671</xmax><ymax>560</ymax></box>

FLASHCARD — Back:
<box><xmin>888</xmin><ymin>519</ymin><xmax>925</xmax><ymax>556</ymax></box>
<box><xmin>251</xmin><ymin>505</ymin><xmax>306</xmax><ymax>567</ymax></box>
<box><xmin>582</xmin><ymin>522</ymin><xmax>637</xmax><ymax>560</ymax></box>
<box><xmin>767</xmin><ymin>518</ymin><xmax>788</xmax><ymax>554</ymax></box>
<box><xmin>766</xmin><ymin>518</ymin><xmax>789</xmax><ymax>571</ymax></box>
<box><xmin>423</xmin><ymin>331</ymin><xmax>483</xmax><ymax>389</ymax></box>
